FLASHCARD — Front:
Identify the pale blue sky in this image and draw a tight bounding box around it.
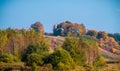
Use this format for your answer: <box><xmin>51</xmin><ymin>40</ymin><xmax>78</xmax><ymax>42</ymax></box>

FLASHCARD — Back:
<box><xmin>0</xmin><ymin>0</ymin><xmax>120</xmax><ymax>33</ymax></box>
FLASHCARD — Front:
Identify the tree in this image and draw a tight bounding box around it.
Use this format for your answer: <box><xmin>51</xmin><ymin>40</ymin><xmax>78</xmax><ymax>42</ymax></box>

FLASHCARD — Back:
<box><xmin>62</xmin><ymin>37</ymin><xmax>85</xmax><ymax>65</ymax></box>
<box><xmin>31</xmin><ymin>22</ymin><xmax>44</xmax><ymax>34</ymax></box>
<box><xmin>108</xmin><ymin>33</ymin><xmax>120</xmax><ymax>45</ymax></box>
<box><xmin>23</xmin><ymin>28</ymin><xmax>49</xmax><ymax>48</ymax></box>
<box><xmin>53</xmin><ymin>21</ymin><xmax>86</xmax><ymax>36</ymax></box>
<box><xmin>23</xmin><ymin>38</ymin><xmax>50</xmax><ymax>65</ymax></box>
<box><xmin>79</xmin><ymin>36</ymin><xmax>99</xmax><ymax>66</ymax></box>
<box><xmin>62</xmin><ymin>36</ymin><xmax>99</xmax><ymax>66</ymax></box>
<box><xmin>27</xmin><ymin>53</ymin><xmax>44</xmax><ymax>66</ymax></box>
<box><xmin>97</xmin><ymin>31</ymin><xmax>108</xmax><ymax>39</ymax></box>
<box><xmin>6</xmin><ymin>28</ymin><xmax>17</xmax><ymax>55</ymax></box>
<box><xmin>6</xmin><ymin>28</ymin><xmax>25</xmax><ymax>58</ymax></box>
<box><xmin>25</xmin><ymin>43</ymin><xmax>49</xmax><ymax>55</ymax></box>
<box><xmin>86</xmin><ymin>30</ymin><xmax>98</xmax><ymax>37</ymax></box>
<box><xmin>0</xmin><ymin>30</ymin><xmax>8</xmax><ymax>54</ymax></box>
<box><xmin>45</xmin><ymin>47</ymin><xmax>75</xmax><ymax>70</ymax></box>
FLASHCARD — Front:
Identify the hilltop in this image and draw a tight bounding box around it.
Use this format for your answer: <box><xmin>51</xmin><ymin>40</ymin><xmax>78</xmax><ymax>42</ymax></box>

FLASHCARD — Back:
<box><xmin>45</xmin><ymin>21</ymin><xmax>120</xmax><ymax>60</ymax></box>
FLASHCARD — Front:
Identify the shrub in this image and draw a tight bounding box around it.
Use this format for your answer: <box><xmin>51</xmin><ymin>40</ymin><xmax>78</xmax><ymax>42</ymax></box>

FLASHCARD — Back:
<box><xmin>45</xmin><ymin>47</ymin><xmax>75</xmax><ymax>70</ymax></box>
<box><xmin>26</xmin><ymin>53</ymin><xmax>44</xmax><ymax>66</ymax></box>
<box><xmin>26</xmin><ymin>43</ymin><xmax>49</xmax><ymax>55</ymax></box>
<box><xmin>31</xmin><ymin>62</ymin><xmax>37</xmax><ymax>71</ymax></box>
<box><xmin>0</xmin><ymin>54</ymin><xmax>19</xmax><ymax>63</ymax></box>
<box><xmin>22</xmin><ymin>43</ymin><xmax>50</xmax><ymax>62</ymax></box>
<box><xmin>93</xmin><ymin>56</ymin><xmax>106</xmax><ymax>67</ymax></box>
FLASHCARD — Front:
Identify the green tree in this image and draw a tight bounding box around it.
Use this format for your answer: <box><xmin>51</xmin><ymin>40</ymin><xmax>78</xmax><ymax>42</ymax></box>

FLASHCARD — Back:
<box><xmin>23</xmin><ymin>36</ymin><xmax>50</xmax><ymax>65</ymax></box>
<box><xmin>62</xmin><ymin>36</ymin><xmax>99</xmax><ymax>66</ymax></box>
<box><xmin>45</xmin><ymin>47</ymin><xmax>75</xmax><ymax>70</ymax></box>
<box><xmin>62</xmin><ymin>37</ymin><xmax>85</xmax><ymax>65</ymax></box>
<box><xmin>27</xmin><ymin>53</ymin><xmax>44</xmax><ymax>66</ymax></box>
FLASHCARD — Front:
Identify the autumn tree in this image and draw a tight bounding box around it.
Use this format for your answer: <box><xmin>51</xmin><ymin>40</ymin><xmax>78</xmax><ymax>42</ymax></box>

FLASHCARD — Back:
<box><xmin>53</xmin><ymin>21</ymin><xmax>86</xmax><ymax>36</ymax></box>
<box><xmin>31</xmin><ymin>22</ymin><xmax>44</xmax><ymax>34</ymax></box>
<box><xmin>97</xmin><ymin>31</ymin><xmax>108</xmax><ymax>39</ymax></box>
<box><xmin>6</xmin><ymin>28</ymin><xmax>18</xmax><ymax>55</ymax></box>
<box><xmin>108</xmin><ymin>33</ymin><xmax>120</xmax><ymax>45</ymax></box>
<box><xmin>86</xmin><ymin>30</ymin><xmax>98</xmax><ymax>37</ymax></box>
<box><xmin>0</xmin><ymin>30</ymin><xmax>8</xmax><ymax>54</ymax></box>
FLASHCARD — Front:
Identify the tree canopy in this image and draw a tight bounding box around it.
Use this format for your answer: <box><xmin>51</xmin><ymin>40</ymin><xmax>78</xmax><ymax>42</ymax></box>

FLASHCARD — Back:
<box><xmin>53</xmin><ymin>21</ymin><xmax>86</xmax><ymax>36</ymax></box>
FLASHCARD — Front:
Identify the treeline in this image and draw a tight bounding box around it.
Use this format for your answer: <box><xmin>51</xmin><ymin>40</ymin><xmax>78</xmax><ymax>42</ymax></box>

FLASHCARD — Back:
<box><xmin>0</xmin><ymin>27</ymin><xmax>49</xmax><ymax>58</ymax></box>
<box><xmin>108</xmin><ymin>33</ymin><xmax>120</xmax><ymax>45</ymax></box>
<box><xmin>53</xmin><ymin>21</ymin><xmax>120</xmax><ymax>46</ymax></box>
<box><xmin>86</xmin><ymin>30</ymin><xmax>120</xmax><ymax>55</ymax></box>
<box><xmin>0</xmin><ymin>28</ymin><xmax>105</xmax><ymax>71</ymax></box>
<box><xmin>53</xmin><ymin>21</ymin><xmax>120</xmax><ymax>53</ymax></box>
<box><xmin>0</xmin><ymin>21</ymin><xmax>119</xmax><ymax>71</ymax></box>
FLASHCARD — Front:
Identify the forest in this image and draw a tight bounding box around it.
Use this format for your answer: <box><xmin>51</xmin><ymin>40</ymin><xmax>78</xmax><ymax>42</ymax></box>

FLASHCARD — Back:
<box><xmin>0</xmin><ymin>21</ymin><xmax>120</xmax><ymax>71</ymax></box>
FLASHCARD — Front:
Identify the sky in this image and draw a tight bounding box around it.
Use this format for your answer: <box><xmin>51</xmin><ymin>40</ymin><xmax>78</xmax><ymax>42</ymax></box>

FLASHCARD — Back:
<box><xmin>0</xmin><ymin>0</ymin><xmax>120</xmax><ymax>33</ymax></box>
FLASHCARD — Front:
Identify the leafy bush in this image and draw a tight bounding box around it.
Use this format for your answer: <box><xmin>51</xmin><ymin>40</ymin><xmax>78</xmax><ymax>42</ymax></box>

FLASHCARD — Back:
<box><xmin>25</xmin><ymin>45</ymin><xmax>36</xmax><ymax>54</ymax></box>
<box><xmin>31</xmin><ymin>62</ymin><xmax>37</xmax><ymax>71</ymax></box>
<box><xmin>26</xmin><ymin>53</ymin><xmax>44</xmax><ymax>66</ymax></box>
<box><xmin>45</xmin><ymin>47</ymin><xmax>75</xmax><ymax>70</ymax></box>
<box><xmin>0</xmin><ymin>54</ymin><xmax>19</xmax><ymax>63</ymax></box>
<box><xmin>26</xmin><ymin>43</ymin><xmax>49</xmax><ymax>55</ymax></box>
<box><xmin>22</xmin><ymin>43</ymin><xmax>50</xmax><ymax>62</ymax></box>
<box><xmin>93</xmin><ymin>56</ymin><xmax>106</xmax><ymax>67</ymax></box>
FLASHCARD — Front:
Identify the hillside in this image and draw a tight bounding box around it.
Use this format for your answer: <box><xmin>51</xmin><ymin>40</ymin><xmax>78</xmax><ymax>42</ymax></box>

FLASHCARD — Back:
<box><xmin>99</xmin><ymin>47</ymin><xmax>120</xmax><ymax>60</ymax></box>
<box><xmin>45</xmin><ymin>35</ymin><xmax>120</xmax><ymax>61</ymax></box>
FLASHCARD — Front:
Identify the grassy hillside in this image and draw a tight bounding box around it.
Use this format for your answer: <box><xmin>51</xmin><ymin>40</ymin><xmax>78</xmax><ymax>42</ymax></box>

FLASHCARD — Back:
<box><xmin>46</xmin><ymin>35</ymin><xmax>120</xmax><ymax>61</ymax></box>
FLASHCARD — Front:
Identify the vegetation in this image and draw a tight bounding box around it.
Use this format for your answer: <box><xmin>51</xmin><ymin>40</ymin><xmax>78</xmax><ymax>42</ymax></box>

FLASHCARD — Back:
<box><xmin>86</xmin><ymin>30</ymin><xmax>98</xmax><ymax>37</ymax></box>
<box><xmin>45</xmin><ymin>47</ymin><xmax>75</xmax><ymax>70</ymax></box>
<box><xmin>31</xmin><ymin>22</ymin><xmax>44</xmax><ymax>34</ymax></box>
<box><xmin>53</xmin><ymin>21</ymin><xmax>86</xmax><ymax>36</ymax></box>
<box><xmin>108</xmin><ymin>33</ymin><xmax>120</xmax><ymax>45</ymax></box>
<box><xmin>0</xmin><ymin>54</ymin><xmax>19</xmax><ymax>63</ymax></box>
<box><xmin>0</xmin><ymin>21</ymin><xmax>119</xmax><ymax>71</ymax></box>
<box><xmin>62</xmin><ymin>36</ymin><xmax>101</xmax><ymax>67</ymax></box>
<box><xmin>24</xmin><ymin>43</ymin><xmax>50</xmax><ymax>66</ymax></box>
